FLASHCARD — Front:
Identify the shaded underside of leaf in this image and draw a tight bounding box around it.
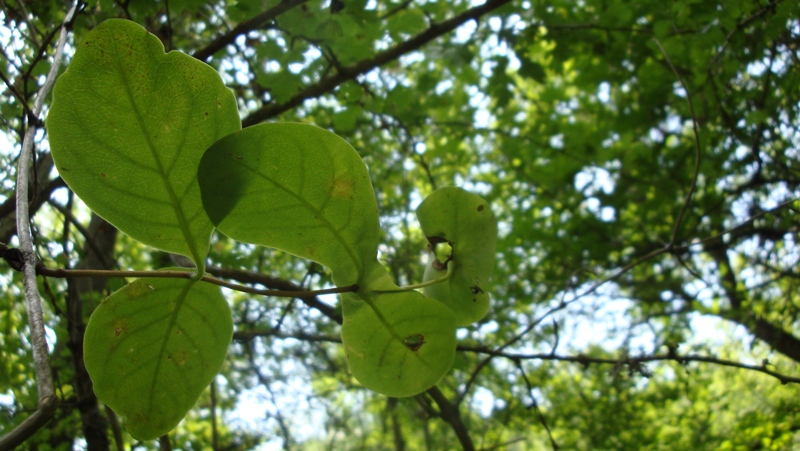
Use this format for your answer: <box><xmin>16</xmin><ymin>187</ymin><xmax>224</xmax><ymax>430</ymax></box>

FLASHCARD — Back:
<box><xmin>47</xmin><ymin>19</ymin><xmax>241</xmax><ymax>270</ymax></box>
<box><xmin>417</xmin><ymin>187</ymin><xmax>498</xmax><ymax>326</ymax></box>
<box><xmin>83</xmin><ymin>276</ymin><xmax>233</xmax><ymax>440</ymax></box>
<box><xmin>341</xmin><ymin>262</ymin><xmax>457</xmax><ymax>397</ymax></box>
<box><xmin>341</xmin><ymin>291</ymin><xmax>457</xmax><ymax>397</ymax></box>
<box><xmin>197</xmin><ymin>122</ymin><xmax>380</xmax><ymax>286</ymax></box>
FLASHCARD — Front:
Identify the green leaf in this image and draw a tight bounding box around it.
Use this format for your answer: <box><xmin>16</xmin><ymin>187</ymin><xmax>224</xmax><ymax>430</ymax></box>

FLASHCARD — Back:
<box><xmin>83</xmin><ymin>276</ymin><xmax>232</xmax><ymax>440</ymax></box>
<box><xmin>341</xmin><ymin>264</ymin><xmax>456</xmax><ymax>397</ymax></box>
<box><xmin>197</xmin><ymin>123</ymin><xmax>380</xmax><ymax>286</ymax></box>
<box><xmin>519</xmin><ymin>57</ymin><xmax>547</xmax><ymax>84</ymax></box>
<box><xmin>417</xmin><ymin>187</ymin><xmax>498</xmax><ymax>326</ymax></box>
<box><xmin>47</xmin><ymin>19</ymin><xmax>241</xmax><ymax>272</ymax></box>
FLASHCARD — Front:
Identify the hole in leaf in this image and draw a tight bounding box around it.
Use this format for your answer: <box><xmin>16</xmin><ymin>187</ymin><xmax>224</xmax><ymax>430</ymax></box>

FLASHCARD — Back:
<box><xmin>403</xmin><ymin>334</ymin><xmax>425</xmax><ymax>352</ymax></box>
<box><xmin>427</xmin><ymin>237</ymin><xmax>453</xmax><ymax>271</ymax></box>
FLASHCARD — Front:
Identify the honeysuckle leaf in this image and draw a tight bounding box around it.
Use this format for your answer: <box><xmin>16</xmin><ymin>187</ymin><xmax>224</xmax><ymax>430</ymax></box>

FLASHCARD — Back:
<box><xmin>83</xmin><ymin>276</ymin><xmax>232</xmax><ymax>440</ymax></box>
<box><xmin>47</xmin><ymin>19</ymin><xmax>241</xmax><ymax>272</ymax></box>
<box><xmin>341</xmin><ymin>263</ymin><xmax>457</xmax><ymax>397</ymax></box>
<box><xmin>197</xmin><ymin>122</ymin><xmax>380</xmax><ymax>286</ymax></box>
<box><xmin>417</xmin><ymin>187</ymin><xmax>498</xmax><ymax>326</ymax></box>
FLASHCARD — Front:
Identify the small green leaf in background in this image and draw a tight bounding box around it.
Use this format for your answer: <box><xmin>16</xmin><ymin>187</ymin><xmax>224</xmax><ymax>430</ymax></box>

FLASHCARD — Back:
<box><xmin>341</xmin><ymin>264</ymin><xmax>456</xmax><ymax>397</ymax></box>
<box><xmin>417</xmin><ymin>187</ymin><xmax>498</xmax><ymax>326</ymax></box>
<box><xmin>83</xmin><ymin>276</ymin><xmax>232</xmax><ymax>440</ymax></box>
<box><xmin>198</xmin><ymin>123</ymin><xmax>380</xmax><ymax>286</ymax></box>
<box><xmin>47</xmin><ymin>19</ymin><xmax>241</xmax><ymax>271</ymax></box>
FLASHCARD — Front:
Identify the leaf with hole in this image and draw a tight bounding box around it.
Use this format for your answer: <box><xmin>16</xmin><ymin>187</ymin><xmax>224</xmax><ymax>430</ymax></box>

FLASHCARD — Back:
<box><xmin>341</xmin><ymin>264</ymin><xmax>456</xmax><ymax>397</ymax></box>
<box><xmin>83</xmin><ymin>276</ymin><xmax>232</xmax><ymax>440</ymax></box>
<box><xmin>417</xmin><ymin>187</ymin><xmax>497</xmax><ymax>326</ymax></box>
<box><xmin>47</xmin><ymin>19</ymin><xmax>241</xmax><ymax>271</ymax></box>
<box><xmin>197</xmin><ymin>123</ymin><xmax>380</xmax><ymax>286</ymax></box>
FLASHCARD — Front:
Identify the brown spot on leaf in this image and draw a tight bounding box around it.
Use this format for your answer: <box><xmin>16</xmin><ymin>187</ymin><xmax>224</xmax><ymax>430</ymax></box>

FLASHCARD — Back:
<box><xmin>477</xmin><ymin>204</ymin><xmax>485</xmax><ymax>211</ymax></box>
<box><xmin>330</xmin><ymin>177</ymin><xmax>355</xmax><ymax>199</ymax></box>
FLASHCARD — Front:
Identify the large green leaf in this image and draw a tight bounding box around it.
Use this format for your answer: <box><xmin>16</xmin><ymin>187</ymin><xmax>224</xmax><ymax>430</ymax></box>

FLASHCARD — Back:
<box><xmin>47</xmin><ymin>19</ymin><xmax>241</xmax><ymax>271</ymax></box>
<box><xmin>417</xmin><ymin>187</ymin><xmax>497</xmax><ymax>326</ymax></box>
<box><xmin>197</xmin><ymin>123</ymin><xmax>380</xmax><ymax>286</ymax></box>
<box><xmin>83</xmin><ymin>276</ymin><xmax>232</xmax><ymax>440</ymax></box>
<box><xmin>341</xmin><ymin>263</ymin><xmax>457</xmax><ymax>397</ymax></box>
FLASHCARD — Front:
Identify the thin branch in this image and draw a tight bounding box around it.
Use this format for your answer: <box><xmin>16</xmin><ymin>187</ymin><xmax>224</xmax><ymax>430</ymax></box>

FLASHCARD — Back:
<box><xmin>233</xmin><ymin>329</ymin><xmax>341</xmax><ymax>343</ymax></box>
<box><xmin>205</xmin><ymin>265</ymin><xmax>343</xmax><ymax>322</ymax></box>
<box><xmin>710</xmin><ymin>0</ymin><xmax>782</xmax><ymax>67</ymax></box>
<box><xmin>652</xmin><ymin>37</ymin><xmax>702</xmax><ymax>248</ymax></box>
<box><xmin>242</xmin><ymin>0</ymin><xmax>513</xmax><ymax>126</ymax></box>
<box><xmin>32</xmin><ymin>265</ymin><xmax>359</xmax><ymax>298</ymax></box>
<box><xmin>0</xmin><ymin>2</ymin><xmax>77</xmax><ymax>449</ymax></box>
<box><xmin>192</xmin><ymin>0</ymin><xmax>310</xmax><ymax>62</ymax></box>
<box><xmin>14</xmin><ymin>0</ymin><xmax>41</xmax><ymax>47</ymax></box>
<box><xmin>675</xmin><ymin>198</ymin><xmax>797</xmax><ymax>251</ymax></box>
<box><xmin>513</xmin><ymin>359</ymin><xmax>558</xmax><ymax>450</ymax></box>
<box><xmin>426</xmin><ymin>387</ymin><xmax>475</xmax><ymax>451</ymax></box>
<box><xmin>210</xmin><ymin>380</ymin><xmax>219</xmax><ymax>451</ymax></box>
<box><xmin>457</xmin><ymin>345</ymin><xmax>800</xmax><ymax>385</ymax></box>
<box><xmin>0</xmin><ymin>69</ymin><xmax>37</xmax><ymax>125</ymax></box>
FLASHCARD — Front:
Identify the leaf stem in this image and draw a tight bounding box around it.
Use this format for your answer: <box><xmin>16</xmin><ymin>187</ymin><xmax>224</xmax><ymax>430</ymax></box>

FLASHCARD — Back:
<box><xmin>372</xmin><ymin>263</ymin><xmax>454</xmax><ymax>293</ymax></box>
<box><xmin>32</xmin><ymin>264</ymin><xmax>357</xmax><ymax>298</ymax></box>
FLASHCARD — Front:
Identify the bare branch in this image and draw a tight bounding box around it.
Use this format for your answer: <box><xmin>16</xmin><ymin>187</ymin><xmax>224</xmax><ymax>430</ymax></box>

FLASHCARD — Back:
<box><xmin>242</xmin><ymin>0</ymin><xmax>513</xmax><ymax>126</ymax></box>
<box><xmin>233</xmin><ymin>329</ymin><xmax>341</xmax><ymax>343</ymax></box>
<box><xmin>30</xmin><ymin>264</ymin><xmax>358</xmax><ymax>300</ymax></box>
<box><xmin>457</xmin><ymin>345</ymin><xmax>800</xmax><ymax>385</ymax></box>
<box><xmin>652</xmin><ymin>37</ymin><xmax>702</xmax><ymax>248</ymax></box>
<box><xmin>426</xmin><ymin>387</ymin><xmax>475</xmax><ymax>451</ymax></box>
<box><xmin>192</xmin><ymin>0</ymin><xmax>310</xmax><ymax>62</ymax></box>
<box><xmin>0</xmin><ymin>2</ymin><xmax>78</xmax><ymax>449</ymax></box>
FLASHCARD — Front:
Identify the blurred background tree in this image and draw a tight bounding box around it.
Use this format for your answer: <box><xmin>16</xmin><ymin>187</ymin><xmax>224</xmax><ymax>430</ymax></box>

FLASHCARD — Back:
<box><xmin>0</xmin><ymin>0</ymin><xmax>798</xmax><ymax>449</ymax></box>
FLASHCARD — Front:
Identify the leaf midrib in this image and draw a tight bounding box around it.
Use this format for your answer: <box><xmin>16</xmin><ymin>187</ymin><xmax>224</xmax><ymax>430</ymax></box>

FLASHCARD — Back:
<box><xmin>241</xmin><ymin>157</ymin><xmax>363</xmax><ymax>277</ymax></box>
<box><xmin>111</xmin><ymin>36</ymin><xmax>201</xmax><ymax>268</ymax></box>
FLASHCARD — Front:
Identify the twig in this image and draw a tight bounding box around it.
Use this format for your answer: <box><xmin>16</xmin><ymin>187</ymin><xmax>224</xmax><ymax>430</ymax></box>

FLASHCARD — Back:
<box><xmin>652</xmin><ymin>37</ymin><xmax>702</xmax><ymax>248</ymax></box>
<box><xmin>427</xmin><ymin>387</ymin><xmax>475</xmax><ymax>451</ymax></box>
<box><xmin>192</xmin><ymin>0</ymin><xmax>310</xmax><ymax>62</ymax></box>
<box><xmin>233</xmin><ymin>329</ymin><xmax>341</xmax><ymax>343</ymax></box>
<box><xmin>31</xmin><ymin>265</ymin><xmax>359</xmax><ymax>299</ymax></box>
<box><xmin>210</xmin><ymin>380</ymin><xmax>219</xmax><ymax>451</ymax></box>
<box><xmin>0</xmin><ymin>2</ymin><xmax>77</xmax><ymax>449</ymax></box>
<box><xmin>456</xmin><ymin>346</ymin><xmax>800</xmax><ymax>385</ymax></box>
<box><xmin>15</xmin><ymin>0</ymin><xmax>41</xmax><ymax>47</ymax></box>
<box><xmin>0</xmin><ymin>69</ymin><xmax>37</xmax><ymax>125</ymax></box>
<box><xmin>513</xmin><ymin>359</ymin><xmax>558</xmax><ymax>450</ymax></box>
<box><xmin>242</xmin><ymin>0</ymin><xmax>514</xmax><ymax>126</ymax></box>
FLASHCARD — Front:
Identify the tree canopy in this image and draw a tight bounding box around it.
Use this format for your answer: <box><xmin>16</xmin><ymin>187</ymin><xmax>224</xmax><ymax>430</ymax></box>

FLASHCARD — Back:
<box><xmin>0</xmin><ymin>0</ymin><xmax>799</xmax><ymax>449</ymax></box>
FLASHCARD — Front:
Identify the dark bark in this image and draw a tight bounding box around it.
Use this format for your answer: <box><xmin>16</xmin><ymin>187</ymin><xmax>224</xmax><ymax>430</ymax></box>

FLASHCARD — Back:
<box><xmin>706</xmin><ymin>237</ymin><xmax>800</xmax><ymax>363</ymax></box>
<box><xmin>192</xmin><ymin>0</ymin><xmax>311</xmax><ymax>62</ymax></box>
<box><xmin>426</xmin><ymin>387</ymin><xmax>474</xmax><ymax>451</ymax></box>
<box><xmin>0</xmin><ymin>153</ymin><xmax>65</xmax><ymax>243</ymax></box>
<box><xmin>66</xmin><ymin>214</ymin><xmax>117</xmax><ymax>451</ymax></box>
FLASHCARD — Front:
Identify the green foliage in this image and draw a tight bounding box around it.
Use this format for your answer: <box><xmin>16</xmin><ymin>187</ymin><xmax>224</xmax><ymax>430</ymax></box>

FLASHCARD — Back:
<box><xmin>47</xmin><ymin>19</ymin><xmax>241</xmax><ymax>272</ymax></box>
<box><xmin>83</xmin><ymin>276</ymin><xmax>232</xmax><ymax>440</ymax></box>
<box><xmin>418</xmin><ymin>187</ymin><xmax>497</xmax><ymax>326</ymax></box>
<box><xmin>197</xmin><ymin>122</ymin><xmax>380</xmax><ymax>287</ymax></box>
<box><xmin>42</xmin><ymin>18</ymin><xmax>497</xmax><ymax>439</ymax></box>
<box><xmin>3</xmin><ymin>0</ymin><xmax>800</xmax><ymax>448</ymax></box>
<box><xmin>340</xmin><ymin>270</ymin><xmax>457</xmax><ymax>397</ymax></box>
